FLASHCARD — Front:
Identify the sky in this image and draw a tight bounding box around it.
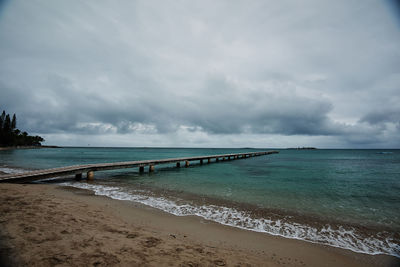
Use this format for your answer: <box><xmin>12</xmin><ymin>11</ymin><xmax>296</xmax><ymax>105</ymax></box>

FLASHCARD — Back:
<box><xmin>0</xmin><ymin>0</ymin><xmax>399</xmax><ymax>148</ymax></box>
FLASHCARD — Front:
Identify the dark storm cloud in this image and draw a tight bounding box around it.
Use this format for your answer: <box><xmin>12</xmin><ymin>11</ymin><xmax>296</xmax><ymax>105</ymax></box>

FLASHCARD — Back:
<box><xmin>185</xmin><ymin>74</ymin><xmax>337</xmax><ymax>135</ymax></box>
<box><xmin>0</xmin><ymin>0</ymin><xmax>399</xmax><ymax>147</ymax></box>
<box><xmin>360</xmin><ymin>109</ymin><xmax>400</xmax><ymax>126</ymax></box>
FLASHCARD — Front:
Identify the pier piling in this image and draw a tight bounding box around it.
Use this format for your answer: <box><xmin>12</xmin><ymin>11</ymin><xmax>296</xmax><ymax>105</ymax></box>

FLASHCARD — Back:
<box><xmin>75</xmin><ymin>173</ymin><xmax>82</xmax><ymax>181</ymax></box>
<box><xmin>87</xmin><ymin>171</ymin><xmax>94</xmax><ymax>181</ymax></box>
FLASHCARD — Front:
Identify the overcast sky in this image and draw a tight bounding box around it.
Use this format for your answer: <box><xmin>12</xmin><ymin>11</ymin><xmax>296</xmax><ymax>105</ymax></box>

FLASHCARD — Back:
<box><xmin>0</xmin><ymin>0</ymin><xmax>399</xmax><ymax>148</ymax></box>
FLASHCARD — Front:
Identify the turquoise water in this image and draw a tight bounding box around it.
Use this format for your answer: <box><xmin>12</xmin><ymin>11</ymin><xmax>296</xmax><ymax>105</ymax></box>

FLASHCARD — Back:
<box><xmin>1</xmin><ymin>147</ymin><xmax>399</xmax><ymax>256</ymax></box>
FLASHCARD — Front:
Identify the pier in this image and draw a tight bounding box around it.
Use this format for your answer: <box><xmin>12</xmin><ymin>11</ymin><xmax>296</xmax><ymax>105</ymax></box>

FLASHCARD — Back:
<box><xmin>0</xmin><ymin>151</ymin><xmax>278</xmax><ymax>183</ymax></box>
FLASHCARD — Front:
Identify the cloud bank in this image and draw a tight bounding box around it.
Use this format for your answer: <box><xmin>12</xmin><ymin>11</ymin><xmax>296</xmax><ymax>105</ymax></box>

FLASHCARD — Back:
<box><xmin>0</xmin><ymin>0</ymin><xmax>399</xmax><ymax>148</ymax></box>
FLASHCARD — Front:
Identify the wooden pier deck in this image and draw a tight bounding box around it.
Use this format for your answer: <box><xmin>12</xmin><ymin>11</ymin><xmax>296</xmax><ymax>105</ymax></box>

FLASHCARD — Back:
<box><xmin>0</xmin><ymin>150</ymin><xmax>279</xmax><ymax>183</ymax></box>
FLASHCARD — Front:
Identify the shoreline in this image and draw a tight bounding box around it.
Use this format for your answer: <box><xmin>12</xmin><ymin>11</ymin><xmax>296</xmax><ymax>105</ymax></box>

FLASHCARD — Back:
<box><xmin>69</xmin><ymin>181</ymin><xmax>400</xmax><ymax>258</ymax></box>
<box><xmin>0</xmin><ymin>184</ymin><xmax>398</xmax><ymax>266</ymax></box>
<box><xmin>0</xmin><ymin>145</ymin><xmax>60</xmax><ymax>151</ymax></box>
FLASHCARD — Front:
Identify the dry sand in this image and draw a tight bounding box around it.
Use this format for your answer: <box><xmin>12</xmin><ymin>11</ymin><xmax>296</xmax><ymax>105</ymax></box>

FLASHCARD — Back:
<box><xmin>0</xmin><ymin>183</ymin><xmax>398</xmax><ymax>266</ymax></box>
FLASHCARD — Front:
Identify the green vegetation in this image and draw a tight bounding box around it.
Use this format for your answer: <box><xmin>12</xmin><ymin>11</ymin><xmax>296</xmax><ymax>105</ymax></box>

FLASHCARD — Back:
<box><xmin>0</xmin><ymin>110</ymin><xmax>44</xmax><ymax>147</ymax></box>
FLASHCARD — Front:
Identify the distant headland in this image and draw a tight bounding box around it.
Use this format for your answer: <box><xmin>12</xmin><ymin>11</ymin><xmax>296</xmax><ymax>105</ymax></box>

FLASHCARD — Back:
<box><xmin>286</xmin><ymin>147</ymin><xmax>317</xmax><ymax>150</ymax></box>
<box><xmin>0</xmin><ymin>109</ymin><xmax>45</xmax><ymax>148</ymax></box>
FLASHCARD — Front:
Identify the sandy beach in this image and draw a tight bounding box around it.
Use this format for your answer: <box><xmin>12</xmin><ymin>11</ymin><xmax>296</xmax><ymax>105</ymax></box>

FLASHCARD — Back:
<box><xmin>0</xmin><ymin>184</ymin><xmax>398</xmax><ymax>267</ymax></box>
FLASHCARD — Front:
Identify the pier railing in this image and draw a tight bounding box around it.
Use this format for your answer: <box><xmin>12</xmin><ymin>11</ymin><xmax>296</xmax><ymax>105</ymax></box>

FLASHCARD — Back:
<box><xmin>0</xmin><ymin>150</ymin><xmax>279</xmax><ymax>183</ymax></box>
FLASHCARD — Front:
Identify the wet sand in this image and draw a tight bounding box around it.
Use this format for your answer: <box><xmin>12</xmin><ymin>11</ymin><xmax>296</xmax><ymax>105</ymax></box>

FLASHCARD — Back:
<box><xmin>0</xmin><ymin>184</ymin><xmax>398</xmax><ymax>266</ymax></box>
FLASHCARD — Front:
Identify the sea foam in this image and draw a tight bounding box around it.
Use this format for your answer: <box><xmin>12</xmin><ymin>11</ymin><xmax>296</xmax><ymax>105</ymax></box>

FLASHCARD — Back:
<box><xmin>0</xmin><ymin>166</ymin><xmax>27</xmax><ymax>174</ymax></box>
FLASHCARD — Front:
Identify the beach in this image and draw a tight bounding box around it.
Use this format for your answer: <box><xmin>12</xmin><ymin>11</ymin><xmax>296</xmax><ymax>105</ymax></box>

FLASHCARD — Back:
<box><xmin>2</xmin><ymin>0</ymin><xmax>399</xmax><ymax>265</ymax></box>
<box><xmin>0</xmin><ymin>184</ymin><xmax>397</xmax><ymax>267</ymax></box>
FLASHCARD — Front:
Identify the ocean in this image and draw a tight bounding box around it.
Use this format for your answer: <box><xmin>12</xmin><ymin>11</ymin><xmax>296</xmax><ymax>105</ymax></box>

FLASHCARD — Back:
<box><xmin>1</xmin><ymin>147</ymin><xmax>399</xmax><ymax>257</ymax></box>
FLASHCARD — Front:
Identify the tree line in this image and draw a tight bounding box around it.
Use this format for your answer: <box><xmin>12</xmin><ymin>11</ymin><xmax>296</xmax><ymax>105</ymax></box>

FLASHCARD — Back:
<box><xmin>0</xmin><ymin>110</ymin><xmax>44</xmax><ymax>147</ymax></box>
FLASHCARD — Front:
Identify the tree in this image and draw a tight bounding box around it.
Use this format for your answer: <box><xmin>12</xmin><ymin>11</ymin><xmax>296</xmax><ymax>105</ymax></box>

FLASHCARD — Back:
<box><xmin>3</xmin><ymin>114</ymin><xmax>10</xmax><ymax>132</ymax></box>
<box><xmin>0</xmin><ymin>109</ymin><xmax>44</xmax><ymax>147</ymax></box>
<box><xmin>11</xmin><ymin>114</ymin><xmax>16</xmax><ymax>129</ymax></box>
<box><xmin>0</xmin><ymin>110</ymin><xmax>5</xmax><ymax>130</ymax></box>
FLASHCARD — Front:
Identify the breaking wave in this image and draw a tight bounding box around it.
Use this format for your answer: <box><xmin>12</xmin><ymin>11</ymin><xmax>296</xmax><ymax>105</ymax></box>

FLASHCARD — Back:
<box><xmin>0</xmin><ymin>166</ymin><xmax>27</xmax><ymax>174</ymax></box>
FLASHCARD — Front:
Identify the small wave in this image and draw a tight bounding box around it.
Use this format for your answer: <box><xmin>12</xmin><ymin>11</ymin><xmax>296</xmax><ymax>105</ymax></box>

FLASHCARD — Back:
<box><xmin>63</xmin><ymin>182</ymin><xmax>400</xmax><ymax>258</ymax></box>
<box><xmin>0</xmin><ymin>167</ymin><xmax>27</xmax><ymax>174</ymax></box>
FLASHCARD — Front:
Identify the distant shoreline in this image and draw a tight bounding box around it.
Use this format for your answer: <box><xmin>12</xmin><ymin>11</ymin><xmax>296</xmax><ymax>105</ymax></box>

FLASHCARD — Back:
<box><xmin>286</xmin><ymin>147</ymin><xmax>317</xmax><ymax>150</ymax></box>
<box><xmin>0</xmin><ymin>145</ymin><xmax>60</xmax><ymax>151</ymax></box>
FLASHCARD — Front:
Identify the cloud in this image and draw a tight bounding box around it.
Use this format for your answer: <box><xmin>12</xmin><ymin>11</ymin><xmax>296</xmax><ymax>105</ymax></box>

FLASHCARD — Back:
<box><xmin>360</xmin><ymin>109</ymin><xmax>400</xmax><ymax>126</ymax></box>
<box><xmin>0</xmin><ymin>0</ymin><xmax>399</xmax><ymax>148</ymax></box>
